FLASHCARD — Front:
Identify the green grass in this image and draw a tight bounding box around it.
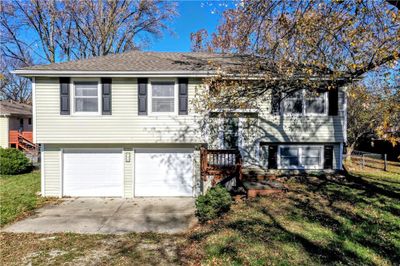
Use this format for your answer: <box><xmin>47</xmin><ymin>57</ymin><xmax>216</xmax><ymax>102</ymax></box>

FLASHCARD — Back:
<box><xmin>185</xmin><ymin>170</ymin><xmax>400</xmax><ymax>265</ymax></box>
<box><xmin>1</xmin><ymin>170</ymin><xmax>399</xmax><ymax>265</ymax></box>
<box><xmin>0</xmin><ymin>171</ymin><xmax>53</xmax><ymax>227</ymax></box>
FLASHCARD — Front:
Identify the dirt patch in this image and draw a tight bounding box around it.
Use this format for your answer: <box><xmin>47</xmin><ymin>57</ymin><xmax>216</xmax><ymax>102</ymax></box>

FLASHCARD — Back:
<box><xmin>0</xmin><ymin>232</ymin><xmax>187</xmax><ymax>266</ymax></box>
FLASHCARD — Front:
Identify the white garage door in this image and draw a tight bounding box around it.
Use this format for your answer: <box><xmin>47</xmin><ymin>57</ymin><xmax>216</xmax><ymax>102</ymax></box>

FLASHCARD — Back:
<box><xmin>135</xmin><ymin>148</ymin><xmax>194</xmax><ymax>197</ymax></box>
<box><xmin>63</xmin><ymin>149</ymin><xmax>123</xmax><ymax>197</ymax></box>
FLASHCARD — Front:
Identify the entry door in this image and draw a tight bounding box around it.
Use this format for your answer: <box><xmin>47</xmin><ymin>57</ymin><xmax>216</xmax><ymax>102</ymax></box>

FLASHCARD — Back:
<box><xmin>134</xmin><ymin>149</ymin><xmax>194</xmax><ymax>197</ymax></box>
<box><xmin>63</xmin><ymin>149</ymin><xmax>123</xmax><ymax>197</ymax></box>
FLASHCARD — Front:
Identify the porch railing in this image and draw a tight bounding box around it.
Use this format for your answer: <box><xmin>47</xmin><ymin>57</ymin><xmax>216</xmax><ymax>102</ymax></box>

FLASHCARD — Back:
<box><xmin>200</xmin><ymin>147</ymin><xmax>243</xmax><ymax>185</ymax></box>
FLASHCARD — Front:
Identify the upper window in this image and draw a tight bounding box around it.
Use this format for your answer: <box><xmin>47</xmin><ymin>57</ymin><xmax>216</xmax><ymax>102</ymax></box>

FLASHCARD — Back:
<box><xmin>150</xmin><ymin>81</ymin><xmax>175</xmax><ymax>113</ymax></box>
<box><xmin>305</xmin><ymin>91</ymin><xmax>326</xmax><ymax>114</ymax></box>
<box><xmin>283</xmin><ymin>91</ymin><xmax>303</xmax><ymax>114</ymax></box>
<box><xmin>74</xmin><ymin>81</ymin><xmax>99</xmax><ymax>113</ymax></box>
<box><xmin>282</xmin><ymin>89</ymin><xmax>327</xmax><ymax>115</ymax></box>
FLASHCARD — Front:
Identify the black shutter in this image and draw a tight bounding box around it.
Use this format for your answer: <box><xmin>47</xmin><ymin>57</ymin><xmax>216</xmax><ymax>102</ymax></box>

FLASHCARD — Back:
<box><xmin>178</xmin><ymin>78</ymin><xmax>188</xmax><ymax>115</ymax></box>
<box><xmin>101</xmin><ymin>78</ymin><xmax>112</xmax><ymax>115</ymax></box>
<box><xmin>138</xmin><ymin>78</ymin><xmax>148</xmax><ymax>115</ymax></box>
<box><xmin>271</xmin><ymin>90</ymin><xmax>281</xmax><ymax>115</ymax></box>
<box><xmin>324</xmin><ymin>145</ymin><xmax>334</xmax><ymax>169</ymax></box>
<box><xmin>60</xmin><ymin>77</ymin><xmax>70</xmax><ymax>115</ymax></box>
<box><xmin>328</xmin><ymin>88</ymin><xmax>338</xmax><ymax>116</ymax></box>
<box><xmin>268</xmin><ymin>145</ymin><xmax>278</xmax><ymax>169</ymax></box>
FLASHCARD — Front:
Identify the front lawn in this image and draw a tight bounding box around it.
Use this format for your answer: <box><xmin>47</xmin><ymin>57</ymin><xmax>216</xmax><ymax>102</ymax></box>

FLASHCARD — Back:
<box><xmin>1</xmin><ymin>170</ymin><xmax>399</xmax><ymax>265</ymax></box>
<box><xmin>0</xmin><ymin>171</ymin><xmax>54</xmax><ymax>227</ymax></box>
<box><xmin>185</xmin><ymin>170</ymin><xmax>400</xmax><ymax>265</ymax></box>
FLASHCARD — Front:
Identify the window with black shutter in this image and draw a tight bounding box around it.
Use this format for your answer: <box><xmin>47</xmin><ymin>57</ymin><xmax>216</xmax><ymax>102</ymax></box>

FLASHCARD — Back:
<box><xmin>178</xmin><ymin>78</ymin><xmax>188</xmax><ymax>115</ymax></box>
<box><xmin>138</xmin><ymin>78</ymin><xmax>148</xmax><ymax>115</ymax></box>
<box><xmin>60</xmin><ymin>77</ymin><xmax>70</xmax><ymax>115</ymax></box>
<box><xmin>101</xmin><ymin>78</ymin><xmax>112</xmax><ymax>115</ymax></box>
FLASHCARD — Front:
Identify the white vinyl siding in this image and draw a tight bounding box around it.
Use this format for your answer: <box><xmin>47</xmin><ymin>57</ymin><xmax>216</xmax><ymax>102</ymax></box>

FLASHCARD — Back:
<box><xmin>0</xmin><ymin>117</ymin><xmax>9</xmax><ymax>148</ymax></box>
<box><xmin>42</xmin><ymin>146</ymin><xmax>61</xmax><ymax>197</ymax></box>
<box><xmin>35</xmin><ymin>77</ymin><xmax>203</xmax><ymax>143</ymax></box>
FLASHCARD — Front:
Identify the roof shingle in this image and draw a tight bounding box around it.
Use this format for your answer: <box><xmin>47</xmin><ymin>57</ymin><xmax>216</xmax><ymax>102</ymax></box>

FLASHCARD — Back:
<box><xmin>19</xmin><ymin>51</ymin><xmax>245</xmax><ymax>72</ymax></box>
<box><xmin>0</xmin><ymin>100</ymin><xmax>32</xmax><ymax>116</ymax></box>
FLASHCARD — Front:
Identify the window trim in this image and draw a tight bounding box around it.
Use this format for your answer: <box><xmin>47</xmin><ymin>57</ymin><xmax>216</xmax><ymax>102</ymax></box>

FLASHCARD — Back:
<box><xmin>148</xmin><ymin>78</ymin><xmax>178</xmax><ymax>116</ymax></box>
<box><xmin>277</xmin><ymin>145</ymin><xmax>324</xmax><ymax>170</ymax></box>
<box><xmin>281</xmin><ymin>89</ymin><xmax>328</xmax><ymax>117</ymax></box>
<box><xmin>70</xmin><ymin>78</ymin><xmax>102</xmax><ymax>116</ymax></box>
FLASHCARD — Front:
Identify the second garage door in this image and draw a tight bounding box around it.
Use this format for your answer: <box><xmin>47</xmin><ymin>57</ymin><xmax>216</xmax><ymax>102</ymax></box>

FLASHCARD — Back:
<box><xmin>134</xmin><ymin>148</ymin><xmax>194</xmax><ymax>197</ymax></box>
<box><xmin>63</xmin><ymin>149</ymin><xmax>123</xmax><ymax>197</ymax></box>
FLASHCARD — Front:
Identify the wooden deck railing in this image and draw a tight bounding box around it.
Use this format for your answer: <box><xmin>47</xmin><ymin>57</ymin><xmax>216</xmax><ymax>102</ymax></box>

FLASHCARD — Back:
<box><xmin>9</xmin><ymin>130</ymin><xmax>37</xmax><ymax>153</ymax></box>
<box><xmin>200</xmin><ymin>147</ymin><xmax>243</xmax><ymax>185</ymax></box>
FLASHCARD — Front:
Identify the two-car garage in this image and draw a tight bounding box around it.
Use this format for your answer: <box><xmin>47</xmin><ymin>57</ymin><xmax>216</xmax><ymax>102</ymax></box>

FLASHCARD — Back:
<box><xmin>62</xmin><ymin>148</ymin><xmax>195</xmax><ymax>197</ymax></box>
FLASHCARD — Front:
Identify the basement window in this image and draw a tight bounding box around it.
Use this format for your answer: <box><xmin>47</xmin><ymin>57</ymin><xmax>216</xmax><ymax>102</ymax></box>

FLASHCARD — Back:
<box><xmin>278</xmin><ymin>145</ymin><xmax>323</xmax><ymax>169</ymax></box>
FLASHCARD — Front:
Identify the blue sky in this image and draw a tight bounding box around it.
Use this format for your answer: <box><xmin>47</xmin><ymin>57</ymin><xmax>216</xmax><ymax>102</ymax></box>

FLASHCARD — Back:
<box><xmin>147</xmin><ymin>1</ymin><xmax>230</xmax><ymax>52</ymax></box>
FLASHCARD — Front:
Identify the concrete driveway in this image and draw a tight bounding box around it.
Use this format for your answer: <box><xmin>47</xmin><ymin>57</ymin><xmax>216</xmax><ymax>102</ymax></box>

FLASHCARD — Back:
<box><xmin>3</xmin><ymin>198</ymin><xmax>196</xmax><ymax>234</ymax></box>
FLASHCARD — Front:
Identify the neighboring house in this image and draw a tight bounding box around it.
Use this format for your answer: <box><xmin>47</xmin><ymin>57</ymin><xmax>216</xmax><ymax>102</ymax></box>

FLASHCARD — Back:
<box><xmin>14</xmin><ymin>51</ymin><xmax>346</xmax><ymax>198</ymax></box>
<box><xmin>0</xmin><ymin>100</ymin><xmax>34</xmax><ymax>150</ymax></box>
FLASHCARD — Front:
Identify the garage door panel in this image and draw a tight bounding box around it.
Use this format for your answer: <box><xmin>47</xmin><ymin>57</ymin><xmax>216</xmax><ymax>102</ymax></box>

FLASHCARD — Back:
<box><xmin>63</xmin><ymin>149</ymin><xmax>123</xmax><ymax>197</ymax></box>
<box><xmin>135</xmin><ymin>149</ymin><xmax>194</xmax><ymax>197</ymax></box>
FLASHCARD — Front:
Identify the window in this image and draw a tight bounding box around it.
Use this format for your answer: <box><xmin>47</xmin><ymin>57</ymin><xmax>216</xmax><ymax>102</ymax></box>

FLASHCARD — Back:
<box><xmin>278</xmin><ymin>145</ymin><xmax>323</xmax><ymax>169</ymax></box>
<box><xmin>305</xmin><ymin>91</ymin><xmax>325</xmax><ymax>114</ymax></box>
<box><xmin>280</xmin><ymin>147</ymin><xmax>300</xmax><ymax>167</ymax></box>
<box><xmin>283</xmin><ymin>91</ymin><xmax>303</xmax><ymax>114</ymax></box>
<box><xmin>301</xmin><ymin>146</ymin><xmax>322</xmax><ymax>167</ymax></box>
<box><xmin>151</xmin><ymin>81</ymin><xmax>175</xmax><ymax>113</ymax></box>
<box><xmin>282</xmin><ymin>89</ymin><xmax>327</xmax><ymax>115</ymax></box>
<box><xmin>74</xmin><ymin>81</ymin><xmax>99</xmax><ymax>113</ymax></box>
<box><xmin>28</xmin><ymin>118</ymin><xmax>32</xmax><ymax>125</ymax></box>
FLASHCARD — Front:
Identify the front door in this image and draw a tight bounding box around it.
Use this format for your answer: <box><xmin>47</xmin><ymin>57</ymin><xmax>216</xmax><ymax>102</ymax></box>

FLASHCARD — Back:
<box><xmin>221</xmin><ymin>117</ymin><xmax>239</xmax><ymax>149</ymax></box>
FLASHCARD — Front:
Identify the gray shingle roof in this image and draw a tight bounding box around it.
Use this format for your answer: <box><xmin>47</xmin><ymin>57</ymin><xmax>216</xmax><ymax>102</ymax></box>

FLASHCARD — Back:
<box><xmin>18</xmin><ymin>51</ymin><xmax>245</xmax><ymax>72</ymax></box>
<box><xmin>0</xmin><ymin>100</ymin><xmax>32</xmax><ymax>116</ymax></box>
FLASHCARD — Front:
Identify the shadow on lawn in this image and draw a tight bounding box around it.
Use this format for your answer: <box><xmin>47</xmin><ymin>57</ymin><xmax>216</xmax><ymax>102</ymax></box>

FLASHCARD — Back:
<box><xmin>186</xmin><ymin>172</ymin><xmax>400</xmax><ymax>265</ymax></box>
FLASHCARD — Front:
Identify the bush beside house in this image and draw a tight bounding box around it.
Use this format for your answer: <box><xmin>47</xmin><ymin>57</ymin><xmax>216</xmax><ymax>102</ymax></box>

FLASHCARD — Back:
<box><xmin>195</xmin><ymin>185</ymin><xmax>232</xmax><ymax>223</ymax></box>
<box><xmin>0</xmin><ymin>148</ymin><xmax>32</xmax><ymax>175</ymax></box>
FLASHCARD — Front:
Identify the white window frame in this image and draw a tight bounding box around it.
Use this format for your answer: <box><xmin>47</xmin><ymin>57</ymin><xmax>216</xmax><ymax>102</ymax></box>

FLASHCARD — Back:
<box><xmin>281</xmin><ymin>89</ymin><xmax>328</xmax><ymax>116</ymax></box>
<box><xmin>71</xmin><ymin>78</ymin><xmax>102</xmax><ymax>116</ymax></box>
<box><xmin>148</xmin><ymin>78</ymin><xmax>178</xmax><ymax>116</ymax></box>
<box><xmin>278</xmin><ymin>145</ymin><xmax>324</xmax><ymax>170</ymax></box>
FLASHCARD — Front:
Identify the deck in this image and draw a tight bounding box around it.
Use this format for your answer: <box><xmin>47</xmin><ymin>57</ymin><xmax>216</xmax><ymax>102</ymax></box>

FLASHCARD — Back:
<box><xmin>200</xmin><ymin>147</ymin><xmax>286</xmax><ymax>197</ymax></box>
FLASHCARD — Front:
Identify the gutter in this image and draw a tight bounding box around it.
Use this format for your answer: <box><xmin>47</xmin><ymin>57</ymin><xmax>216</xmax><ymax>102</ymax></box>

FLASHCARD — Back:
<box><xmin>12</xmin><ymin>70</ymin><xmax>216</xmax><ymax>78</ymax></box>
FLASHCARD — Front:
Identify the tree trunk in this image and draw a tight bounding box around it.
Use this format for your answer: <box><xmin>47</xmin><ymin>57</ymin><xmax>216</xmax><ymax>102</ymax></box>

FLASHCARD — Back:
<box><xmin>346</xmin><ymin>142</ymin><xmax>356</xmax><ymax>163</ymax></box>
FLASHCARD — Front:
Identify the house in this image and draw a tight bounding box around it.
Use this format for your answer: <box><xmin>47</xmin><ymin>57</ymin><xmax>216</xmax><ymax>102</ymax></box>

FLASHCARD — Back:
<box><xmin>14</xmin><ymin>51</ymin><xmax>346</xmax><ymax>198</ymax></box>
<box><xmin>0</xmin><ymin>100</ymin><xmax>35</xmax><ymax>151</ymax></box>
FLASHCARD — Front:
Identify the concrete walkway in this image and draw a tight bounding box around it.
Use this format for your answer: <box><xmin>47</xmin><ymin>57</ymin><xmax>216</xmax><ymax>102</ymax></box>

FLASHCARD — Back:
<box><xmin>3</xmin><ymin>198</ymin><xmax>196</xmax><ymax>234</ymax></box>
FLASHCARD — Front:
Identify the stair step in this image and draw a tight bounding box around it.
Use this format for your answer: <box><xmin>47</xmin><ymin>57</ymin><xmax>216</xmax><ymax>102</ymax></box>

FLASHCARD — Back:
<box><xmin>242</xmin><ymin>180</ymin><xmax>287</xmax><ymax>198</ymax></box>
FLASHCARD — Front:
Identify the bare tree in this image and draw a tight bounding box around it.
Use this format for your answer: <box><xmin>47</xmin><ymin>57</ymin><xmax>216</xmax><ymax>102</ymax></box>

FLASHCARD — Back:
<box><xmin>0</xmin><ymin>0</ymin><xmax>177</xmax><ymax>102</ymax></box>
